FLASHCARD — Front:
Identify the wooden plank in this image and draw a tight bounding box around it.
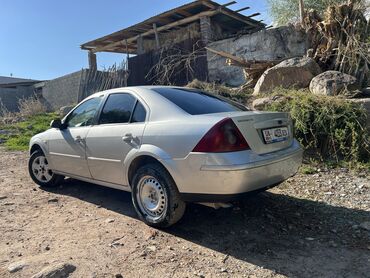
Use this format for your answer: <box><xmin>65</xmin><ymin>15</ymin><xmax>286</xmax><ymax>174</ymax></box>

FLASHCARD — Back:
<box><xmin>205</xmin><ymin>47</ymin><xmax>246</xmax><ymax>65</ymax></box>
<box><xmin>92</xmin><ymin>8</ymin><xmax>222</xmax><ymax>53</ymax></box>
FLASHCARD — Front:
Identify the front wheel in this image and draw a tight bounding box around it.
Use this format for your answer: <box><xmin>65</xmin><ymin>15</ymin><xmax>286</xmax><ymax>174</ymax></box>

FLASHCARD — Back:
<box><xmin>28</xmin><ymin>150</ymin><xmax>64</xmax><ymax>187</ymax></box>
<box><xmin>131</xmin><ymin>163</ymin><xmax>186</xmax><ymax>228</ymax></box>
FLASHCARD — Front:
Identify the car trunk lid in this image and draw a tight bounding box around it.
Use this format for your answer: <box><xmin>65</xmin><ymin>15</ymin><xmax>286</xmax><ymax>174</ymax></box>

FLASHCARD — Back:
<box><xmin>228</xmin><ymin>111</ymin><xmax>293</xmax><ymax>154</ymax></box>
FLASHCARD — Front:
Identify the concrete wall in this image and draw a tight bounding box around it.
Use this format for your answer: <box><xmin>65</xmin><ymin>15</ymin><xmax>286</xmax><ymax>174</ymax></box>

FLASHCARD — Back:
<box><xmin>0</xmin><ymin>86</ymin><xmax>34</xmax><ymax>113</ymax></box>
<box><xmin>207</xmin><ymin>26</ymin><xmax>309</xmax><ymax>86</ymax></box>
<box><xmin>41</xmin><ymin>70</ymin><xmax>86</xmax><ymax>110</ymax></box>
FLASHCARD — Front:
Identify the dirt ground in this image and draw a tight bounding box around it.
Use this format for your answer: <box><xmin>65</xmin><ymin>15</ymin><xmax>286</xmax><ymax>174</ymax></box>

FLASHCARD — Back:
<box><xmin>0</xmin><ymin>149</ymin><xmax>369</xmax><ymax>278</ymax></box>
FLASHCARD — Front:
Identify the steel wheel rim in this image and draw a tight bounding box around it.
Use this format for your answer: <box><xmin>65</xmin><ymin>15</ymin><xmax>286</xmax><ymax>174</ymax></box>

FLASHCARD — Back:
<box><xmin>136</xmin><ymin>175</ymin><xmax>167</xmax><ymax>221</ymax></box>
<box><xmin>32</xmin><ymin>155</ymin><xmax>53</xmax><ymax>183</ymax></box>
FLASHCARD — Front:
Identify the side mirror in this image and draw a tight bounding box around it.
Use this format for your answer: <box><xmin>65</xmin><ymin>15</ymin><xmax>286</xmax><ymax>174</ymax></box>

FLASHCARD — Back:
<box><xmin>50</xmin><ymin>119</ymin><xmax>63</xmax><ymax>129</ymax></box>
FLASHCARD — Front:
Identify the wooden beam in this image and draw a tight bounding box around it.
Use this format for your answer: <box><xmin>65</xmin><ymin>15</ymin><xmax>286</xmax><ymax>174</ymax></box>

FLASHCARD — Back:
<box><xmin>176</xmin><ymin>9</ymin><xmax>192</xmax><ymax>17</ymax></box>
<box><xmin>202</xmin><ymin>1</ymin><xmax>236</xmax><ymax>9</ymax></box>
<box><xmin>219</xmin><ymin>9</ymin><xmax>261</xmax><ymax>27</ymax></box>
<box><xmin>234</xmin><ymin>7</ymin><xmax>250</xmax><ymax>13</ymax></box>
<box><xmin>153</xmin><ymin>23</ymin><xmax>160</xmax><ymax>49</ymax></box>
<box><xmin>220</xmin><ymin>1</ymin><xmax>237</xmax><ymax>7</ymax></box>
<box><xmin>92</xmin><ymin>8</ymin><xmax>223</xmax><ymax>53</ymax></box>
<box><xmin>247</xmin><ymin>12</ymin><xmax>260</xmax><ymax>18</ymax></box>
<box><xmin>299</xmin><ymin>0</ymin><xmax>305</xmax><ymax>27</ymax></box>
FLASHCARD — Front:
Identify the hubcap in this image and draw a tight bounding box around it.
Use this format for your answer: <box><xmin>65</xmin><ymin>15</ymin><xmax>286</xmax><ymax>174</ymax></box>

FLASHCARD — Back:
<box><xmin>136</xmin><ymin>175</ymin><xmax>167</xmax><ymax>221</ymax></box>
<box><xmin>32</xmin><ymin>155</ymin><xmax>53</xmax><ymax>183</ymax></box>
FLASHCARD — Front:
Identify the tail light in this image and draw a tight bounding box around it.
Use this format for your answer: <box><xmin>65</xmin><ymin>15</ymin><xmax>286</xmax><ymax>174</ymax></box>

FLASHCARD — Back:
<box><xmin>193</xmin><ymin>118</ymin><xmax>250</xmax><ymax>153</ymax></box>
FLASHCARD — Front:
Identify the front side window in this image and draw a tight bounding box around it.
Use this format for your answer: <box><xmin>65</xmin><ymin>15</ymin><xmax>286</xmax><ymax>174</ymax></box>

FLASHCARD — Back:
<box><xmin>67</xmin><ymin>97</ymin><xmax>102</xmax><ymax>128</ymax></box>
<box><xmin>99</xmin><ymin>94</ymin><xmax>137</xmax><ymax>124</ymax></box>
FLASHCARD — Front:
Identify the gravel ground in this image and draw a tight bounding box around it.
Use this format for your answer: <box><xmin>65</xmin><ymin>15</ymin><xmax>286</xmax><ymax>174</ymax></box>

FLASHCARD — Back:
<box><xmin>0</xmin><ymin>149</ymin><xmax>369</xmax><ymax>278</ymax></box>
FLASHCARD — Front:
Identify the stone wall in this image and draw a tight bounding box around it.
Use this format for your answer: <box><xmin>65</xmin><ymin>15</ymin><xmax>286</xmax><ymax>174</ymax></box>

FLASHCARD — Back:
<box><xmin>40</xmin><ymin>70</ymin><xmax>87</xmax><ymax>110</ymax></box>
<box><xmin>0</xmin><ymin>86</ymin><xmax>34</xmax><ymax>113</ymax></box>
<box><xmin>207</xmin><ymin>26</ymin><xmax>309</xmax><ymax>86</ymax></box>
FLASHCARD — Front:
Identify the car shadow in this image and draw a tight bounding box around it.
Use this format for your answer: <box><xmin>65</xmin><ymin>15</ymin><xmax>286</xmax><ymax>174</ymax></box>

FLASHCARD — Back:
<box><xmin>46</xmin><ymin>178</ymin><xmax>370</xmax><ymax>278</ymax></box>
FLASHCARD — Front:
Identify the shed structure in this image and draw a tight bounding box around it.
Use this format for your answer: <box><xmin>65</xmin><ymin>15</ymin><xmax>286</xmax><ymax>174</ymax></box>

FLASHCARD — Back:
<box><xmin>81</xmin><ymin>0</ymin><xmax>265</xmax><ymax>86</ymax></box>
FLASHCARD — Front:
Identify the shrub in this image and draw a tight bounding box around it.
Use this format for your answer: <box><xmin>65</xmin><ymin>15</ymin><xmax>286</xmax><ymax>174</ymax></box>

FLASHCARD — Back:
<box><xmin>186</xmin><ymin>79</ymin><xmax>252</xmax><ymax>104</ymax></box>
<box><xmin>17</xmin><ymin>97</ymin><xmax>46</xmax><ymax>118</ymax></box>
<box><xmin>262</xmin><ymin>89</ymin><xmax>370</xmax><ymax>163</ymax></box>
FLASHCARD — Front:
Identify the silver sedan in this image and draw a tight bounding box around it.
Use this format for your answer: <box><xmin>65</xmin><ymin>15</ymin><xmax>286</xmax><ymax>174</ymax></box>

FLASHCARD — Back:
<box><xmin>28</xmin><ymin>86</ymin><xmax>303</xmax><ymax>227</ymax></box>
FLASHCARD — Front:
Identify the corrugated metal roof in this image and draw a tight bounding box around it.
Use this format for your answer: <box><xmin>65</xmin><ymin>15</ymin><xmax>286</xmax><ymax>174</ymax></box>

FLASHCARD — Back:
<box><xmin>0</xmin><ymin>76</ymin><xmax>39</xmax><ymax>86</ymax></box>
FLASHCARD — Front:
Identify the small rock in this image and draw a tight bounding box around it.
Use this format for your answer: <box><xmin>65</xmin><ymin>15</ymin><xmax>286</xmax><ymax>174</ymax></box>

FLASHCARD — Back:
<box><xmin>105</xmin><ymin>218</ymin><xmax>115</xmax><ymax>224</ymax></box>
<box><xmin>47</xmin><ymin>198</ymin><xmax>58</xmax><ymax>203</ymax></box>
<box><xmin>45</xmin><ymin>246</ymin><xmax>50</xmax><ymax>251</ymax></box>
<box><xmin>0</xmin><ymin>196</ymin><xmax>7</xmax><ymax>200</ymax></box>
<box><xmin>305</xmin><ymin>237</ymin><xmax>315</xmax><ymax>241</ymax></box>
<box><xmin>115</xmin><ymin>274</ymin><xmax>123</xmax><ymax>278</ymax></box>
<box><xmin>144</xmin><ymin>228</ymin><xmax>158</xmax><ymax>240</ymax></box>
<box><xmin>7</xmin><ymin>261</ymin><xmax>28</xmax><ymax>273</ymax></box>
<box><xmin>220</xmin><ymin>268</ymin><xmax>228</xmax><ymax>273</ymax></box>
<box><xmin>31</xmin><ymin>263</ymin><xmax>76</xmax><ymax>278</ymax></box>
<box><xmin>359</xmin><ymin>222</ymin><xmax>370</xmax><ymax>231</ymax></box>
<box><xmin>146</xmin><ymin>245</ymin><xmax>157</xmax><ymax>252</ymax></box>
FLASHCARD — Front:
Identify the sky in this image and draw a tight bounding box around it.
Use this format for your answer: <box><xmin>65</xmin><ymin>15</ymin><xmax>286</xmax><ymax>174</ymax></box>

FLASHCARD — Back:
<box><xmin>0</xmin><ymin>0</ymin><xmax>270</xmax><ymax>81</ymax></box>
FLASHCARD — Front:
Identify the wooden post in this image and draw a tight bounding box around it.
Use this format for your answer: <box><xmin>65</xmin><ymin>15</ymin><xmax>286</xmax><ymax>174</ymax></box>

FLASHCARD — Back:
<box><xmin>153</xmin><ymin>23</ymin><xmax>160</xmax><ymax>49</ymax></box>
<box><xmin>299</xmin><ymin>0</ymin><xmax>305</xmax><ymax>27</ymax></box>
<box><xmin>88</xmin><ymin>50</ymin><xmax>97</xmax><ymax>70</ymax></box>
<box><xmin>137</xmin><ymin>35</ymin><xmax>144</xmax><ymax>55</ymax></box>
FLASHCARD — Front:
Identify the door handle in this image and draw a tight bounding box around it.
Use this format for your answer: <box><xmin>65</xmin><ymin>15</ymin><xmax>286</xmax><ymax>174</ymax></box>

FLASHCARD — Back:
<box><xmin>122</xmin><ymin>133</ymin><xmax>133</xmax><ymax>143</ymax></box>
<box><xmin>75</xmin><ymin>136</ymin><xmax>85</xmax><ymax>143</ymax></box>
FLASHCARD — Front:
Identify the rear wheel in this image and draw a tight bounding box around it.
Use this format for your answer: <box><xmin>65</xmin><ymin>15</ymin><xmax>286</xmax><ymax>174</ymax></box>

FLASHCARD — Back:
<box><xmin>28</xmin><ymin>150</ymin><xmax>64</xmax><ymax>187</ymax></box>
<box><xmin>131</xmin><ymin>163</ymin><xmax>186</xmax><ymax>228</ymax></box>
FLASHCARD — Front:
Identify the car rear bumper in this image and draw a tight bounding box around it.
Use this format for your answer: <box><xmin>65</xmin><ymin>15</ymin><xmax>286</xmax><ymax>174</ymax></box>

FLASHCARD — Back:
<box><xmin>163</xmin><ymin>140</ymin><xmax>303</xmax><ymax>202</ymax></box>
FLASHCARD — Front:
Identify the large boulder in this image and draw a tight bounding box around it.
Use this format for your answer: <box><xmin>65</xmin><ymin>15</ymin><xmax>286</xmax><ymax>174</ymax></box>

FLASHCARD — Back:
<box><xmin>253</xmin><ymin>57</ymin><xmax>322</xmax><ymax>95</ymax></box>
<box><xmin>309</xmin><ymin>71</ymin><xmax>358</xmax><ymax>96</ymax></box>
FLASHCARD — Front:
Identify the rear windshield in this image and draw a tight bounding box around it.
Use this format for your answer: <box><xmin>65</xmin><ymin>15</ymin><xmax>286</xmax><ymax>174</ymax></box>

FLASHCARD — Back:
<box><xmin>153</xmin><ymin>88</ymin><xmax>247</xmax><ymax>115</ymax></box>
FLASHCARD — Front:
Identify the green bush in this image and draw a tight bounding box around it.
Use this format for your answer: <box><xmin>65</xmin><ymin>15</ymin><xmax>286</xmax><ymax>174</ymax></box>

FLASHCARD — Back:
<box><xmin>263</xmin><ymin>89</ymin><xmax>370</xmax><ymax>163</ymax></box>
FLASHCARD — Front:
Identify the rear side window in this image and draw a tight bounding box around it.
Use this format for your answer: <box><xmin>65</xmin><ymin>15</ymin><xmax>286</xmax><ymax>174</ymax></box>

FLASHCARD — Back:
<box><xmin>131</xmin><ymin>101</ymin><xmax>147</xmax><ymax>123</ymax></box>
<box><xmin>153</xmin><ymin>88</ymin><xmax>247</xmax><ymax>115</ymax></box>
<box><xmin>99</xmin><ymin>94</ymin><xmax>136</xmax><ymax>124</ymax></box>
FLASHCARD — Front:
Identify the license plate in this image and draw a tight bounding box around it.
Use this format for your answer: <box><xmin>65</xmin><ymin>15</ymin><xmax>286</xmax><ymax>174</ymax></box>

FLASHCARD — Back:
<box><xmin>262</xmin><ymin>127</ymin><xmax>289</xmax><ymax>144</ymax></box>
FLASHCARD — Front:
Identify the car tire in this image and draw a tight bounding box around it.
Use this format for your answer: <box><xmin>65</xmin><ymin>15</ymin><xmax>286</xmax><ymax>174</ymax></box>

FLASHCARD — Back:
<box><xmin>28</xmin><ymin>150</ymin><xmax>64</xmax><ymax>187</ymax></box>
<box><xmin>131</xmin><ymin>163</ymin><xmax>186</xmax><ymax>228</ymax></box>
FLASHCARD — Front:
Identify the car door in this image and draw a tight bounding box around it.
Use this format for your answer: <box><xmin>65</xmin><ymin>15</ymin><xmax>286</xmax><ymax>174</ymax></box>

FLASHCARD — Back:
<box><xmin>48</xmin><ymin>97</ymin><xmax>103</xmax><ymax>178</ymax></box>
<box><xmin>85</xmin><ymin>92</ymin><xmax>147</xmax><ymax>185</ymax></box>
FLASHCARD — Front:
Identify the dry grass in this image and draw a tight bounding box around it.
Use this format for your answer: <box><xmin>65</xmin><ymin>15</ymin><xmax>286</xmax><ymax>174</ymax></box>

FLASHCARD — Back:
<box><xmin>0</xmin><ymin>97</ymin><xmax>47</xmax><ymax>125</ymax></box>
